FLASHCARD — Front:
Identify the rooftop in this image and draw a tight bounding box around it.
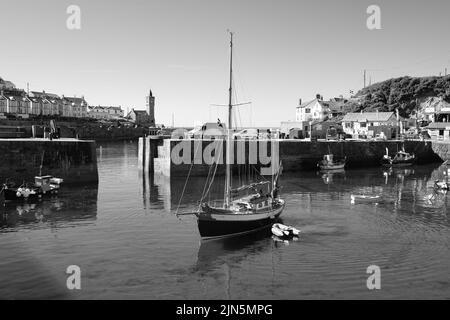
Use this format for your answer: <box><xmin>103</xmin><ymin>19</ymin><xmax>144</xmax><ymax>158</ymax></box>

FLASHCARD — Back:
<box><xmin>342</xmin><ymin>112</ymin><xmax>395</xmax><ymax>122</ymax></box>
<box><xmin>426</xmin><ymin>122</ymin><xmax>450</xmax><ymax>129</ymax></box>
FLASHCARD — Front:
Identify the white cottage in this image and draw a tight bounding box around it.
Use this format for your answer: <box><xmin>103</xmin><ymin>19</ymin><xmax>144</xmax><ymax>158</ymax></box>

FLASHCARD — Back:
<box><xmin>341</xmin><ymin>111</ymin><xmax>399</xmax><ymax>136</ymax></box>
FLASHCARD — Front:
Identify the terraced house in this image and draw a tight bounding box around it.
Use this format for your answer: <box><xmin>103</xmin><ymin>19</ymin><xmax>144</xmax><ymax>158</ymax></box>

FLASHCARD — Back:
<box><xmin>88</xmin><ymin>105</ymin><xmax>124</xmax><ymax>120</ymax></box>
<box><xmin>63</xmin><ymin>96</ymin><xmax>88</xmax><ymax>118</ymax></box>
<box><xmin>0</xmin><ymin>88</ymin><xmax>30</xmax><ymax>118</ymax></box>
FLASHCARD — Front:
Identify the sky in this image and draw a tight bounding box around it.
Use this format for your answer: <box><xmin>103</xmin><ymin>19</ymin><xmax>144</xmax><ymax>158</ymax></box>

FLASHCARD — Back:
<box><xmin>1</xmin><ymin>0</ymin><xmax>450</xmax><ymax>127</ymax></box>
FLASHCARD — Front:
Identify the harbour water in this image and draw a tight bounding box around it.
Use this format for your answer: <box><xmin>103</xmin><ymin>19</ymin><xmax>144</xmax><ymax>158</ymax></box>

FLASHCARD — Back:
<box><xmin>1</xmin><ymin>141</ymin><xmax>449</xmax><ymax>299</ymax></box>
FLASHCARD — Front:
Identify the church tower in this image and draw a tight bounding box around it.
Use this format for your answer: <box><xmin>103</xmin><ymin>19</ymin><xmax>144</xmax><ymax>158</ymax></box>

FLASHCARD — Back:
<box><xmin>146</xmin><ymin>89</ymin><xmax>155</xmax><ymax>126</ymax></box>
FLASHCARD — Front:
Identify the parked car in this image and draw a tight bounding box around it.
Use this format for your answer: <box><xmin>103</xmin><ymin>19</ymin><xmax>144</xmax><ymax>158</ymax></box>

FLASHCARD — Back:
<box><xmin>233</xmin><ymin>128</ymin><xmax>259</xmax><ymax>140</ymax></box>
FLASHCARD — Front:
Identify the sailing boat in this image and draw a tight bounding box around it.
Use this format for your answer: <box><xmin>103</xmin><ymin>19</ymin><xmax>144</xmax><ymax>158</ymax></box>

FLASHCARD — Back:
<box><xmin>196</xmin><ymin>32</ymin><xmax>285</xmax><ymax>240</ymax></box>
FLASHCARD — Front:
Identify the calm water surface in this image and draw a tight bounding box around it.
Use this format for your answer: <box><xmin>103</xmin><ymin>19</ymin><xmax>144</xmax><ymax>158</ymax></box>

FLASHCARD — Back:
<box><xmin>1</xmin><ymin>141</ymin><xmax>449</xmax><ymax>299</ymax></box>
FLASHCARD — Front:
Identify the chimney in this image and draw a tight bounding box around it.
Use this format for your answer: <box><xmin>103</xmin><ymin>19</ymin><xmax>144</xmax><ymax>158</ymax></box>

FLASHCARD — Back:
<box><xmin>299</xmin><ymin>98</ymin><xmax>302</xmax><ymax>106</ymax></box>
<box><xmin>316</xmin><ymin>94</ymin><xmax>321</xmax><ymax>100</ymax></box>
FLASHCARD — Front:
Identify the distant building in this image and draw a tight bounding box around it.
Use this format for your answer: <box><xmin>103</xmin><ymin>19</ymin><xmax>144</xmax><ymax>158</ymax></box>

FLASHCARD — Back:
<box><xmin>321</xmin><ymin>97</ymin><xmax>348</xmax><ymax>119</ymax></box>
<box><xmin>422</xmin><ymin>97</ymin><xmax>450</xmax><ymax>140</ymax></box>
<box><xmin>146</xmin><ymin>90</ymin><xmax>156</xmax><ymax>126</ymax></box>
<box><xmin>426</xmin><ymin>122</ymin><xmax>450</xmax><ymax>140</ymax></box>
<box><xmin>0</xmin><ymin>77</ymin><xmax>15</xmax><ymax>90</ymax></box>
<box><xmin>280</xmin><ymin>121</ymin><xmax>305</xmax><ymax>137</ymax></box>
<box><xmin>341</xmin><ymin>111</ymin><xmax>400</xmax><ymax>137</ymax></box>
<box><xmin>0</xmin><ymin>88</ymin><xmax>30</xmax><ymax>118</ymax></box>
<box><xmin>29</xmin><ymin>91</ymin><xmax>64</xmax><ymax>116</ymax></box>
<box><xmin>296</xmin><ymin>94</ymin><xmax>326</xmax><ymax>122</ymax></box>
<box><xmin>63</xmin><ymin>96</ymin><xmax>88</xmax><ymax>118</ymax></box>
<box><xmin>127</xmin><ymin>109</ymin><xmax>152</xmax><ymax>125</ymax></box>
<box><xmin>27</xmin><ymin>95</ymin><xmax>43</xmax><ymax>116</ymax></box>
<box><xmin>418</xmin><ymin>96</ymin><xmax>450</xmax><ymax>123</ymax></box>
<box><xmin>0</xmin><ymin>91</ymin><xmax>7</xmax><ymax>115</ymax></box>
<box><xmin>88</xmin><ymin>105</ymin><xmax>124</xmax><ymax>120</ymax></box>
<box><xmin>296</xmin><ymin>94</ymin><xmax>347</xmax><ymax>122</ymax></box>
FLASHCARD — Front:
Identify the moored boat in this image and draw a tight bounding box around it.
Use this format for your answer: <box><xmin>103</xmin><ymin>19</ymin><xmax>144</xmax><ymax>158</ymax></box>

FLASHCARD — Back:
<box><xmin>198</xmin><ymin>196</ymin><xmax>285</xmax><ymax>239</ymax></box>
<box><xmin>193</xmin><ymin>32</ymin><xmax>285</xmax><ymax>240</ymax></box>
<box><xmin>318</xmin><ymin>154</ymin><xmax>346</xmax><ymax>171</ymax></box>
<box><xmin>1</xmin><ymin>175</ymin><xmax>64</xmax><ymax>202</ymax></box>
<box><xmin>381</xmin><ymin>148</ymin><xmax>415</xmax><ymax>167</ymax></box>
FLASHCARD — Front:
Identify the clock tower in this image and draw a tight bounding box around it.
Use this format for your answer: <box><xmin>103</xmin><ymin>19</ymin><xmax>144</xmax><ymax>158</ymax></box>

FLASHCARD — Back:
<box><xmin>146</xmin><ymin>90</ymin><xmax>155</xmax><ymax>126</ymax></box>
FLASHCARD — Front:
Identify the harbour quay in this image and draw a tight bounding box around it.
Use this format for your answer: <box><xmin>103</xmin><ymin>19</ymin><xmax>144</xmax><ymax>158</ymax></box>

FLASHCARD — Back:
<box><xmin>139</xmin><ymin>137</ymin><xmax>443</xmax><ymax>177</ymax></box>
<box><xmin>0</xmin><ymin>138</ymin><xmax>98</xmax><ymax>184</ymax></box>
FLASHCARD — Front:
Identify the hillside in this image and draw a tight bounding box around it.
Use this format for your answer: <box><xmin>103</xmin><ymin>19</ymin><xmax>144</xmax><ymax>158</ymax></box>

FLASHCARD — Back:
<box><xmin>346</xmin><ymin>76</ymin><xmax>450</xmax><ymax>117</ymax></box>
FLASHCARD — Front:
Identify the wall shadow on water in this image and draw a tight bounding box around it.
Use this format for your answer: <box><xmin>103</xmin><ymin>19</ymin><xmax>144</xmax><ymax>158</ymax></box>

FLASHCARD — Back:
<box><xmin>0</xmin><ymin>184</ymin><xmax>98</xmax><ymax>300</ymax></box>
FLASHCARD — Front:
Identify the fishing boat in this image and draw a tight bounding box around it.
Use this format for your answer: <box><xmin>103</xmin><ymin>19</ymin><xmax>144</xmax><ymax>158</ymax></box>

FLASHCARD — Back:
<box><xmin>1</xmin><ymin>175</ymin><xmax>63</xmax><ymax>201</ymax></box>
<box><xmin>318</xmin><ymin>154</ymin><xmax>346</xmax><ymax>171</ymax></box>
<box><xmin>381</xmin><ymin>148</ymin><xmax>415</xmax><ymax>167</ymax></box>
<box><xmin>193</xmin><ymin>32</ymin><xmax>285</xmax><ymax>240</ymax></box>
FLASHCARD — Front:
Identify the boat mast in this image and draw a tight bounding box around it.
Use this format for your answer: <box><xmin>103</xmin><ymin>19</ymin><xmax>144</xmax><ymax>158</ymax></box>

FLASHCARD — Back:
<box><xmin>225</xmin><ymin>30</ymin><xmax>233</xmax><ymax>207</ymax></box>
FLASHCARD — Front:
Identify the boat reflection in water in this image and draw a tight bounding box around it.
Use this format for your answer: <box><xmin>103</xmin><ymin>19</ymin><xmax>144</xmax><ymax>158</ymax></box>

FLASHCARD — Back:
<box><xmin>0</xmin><ymin>185</ymin><xmax>98</xmax><ymax>230</ymax></box>
<box><xmin>320</xmin><ymin>168</ymin><xmax>345</xmax><ymax>185</ymax></box>
<box><xmin>194</xmin><ymin>228</ymin><xmax>273</xmax><ymax>274</ymax></box>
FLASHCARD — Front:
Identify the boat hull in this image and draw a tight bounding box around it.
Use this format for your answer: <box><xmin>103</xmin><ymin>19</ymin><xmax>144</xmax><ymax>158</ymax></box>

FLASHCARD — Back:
<box><xmin>381</xmin><ymin>159</ymin><xmax>414</xmax><ymax>168</ymax></box>
<box><xmin>1</xmin><ymin>186</ymin><xmax>59</xmax><ymax>202</ymax></box>
<box><xmin>319</xmin><ymin>163</ymin><xmax>346</xmax><ymax>171</ymax></box>
<box><xmin>198</xmin><ymin>202</ymin><xmax>285</xmax><ymax>239</ymax></box>
<box><xmin>2</xmin><ymin>188</ymin><xmax>41</xmax><ymax>201</ymax></box>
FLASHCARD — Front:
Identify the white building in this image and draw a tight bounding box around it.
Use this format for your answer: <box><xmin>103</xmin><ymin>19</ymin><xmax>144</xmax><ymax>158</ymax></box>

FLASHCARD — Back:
<box><xmin>296</xmin><ymin>95</ymin><xmax>327</xmax><ymax>122</ymax></box>
<box><xmin>341</xmin><ymin>111</ymin><xmax>399</xmax><ymax>136</ymax></box>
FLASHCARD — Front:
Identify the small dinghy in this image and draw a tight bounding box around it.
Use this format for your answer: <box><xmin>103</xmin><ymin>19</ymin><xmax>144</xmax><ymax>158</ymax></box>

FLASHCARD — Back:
<box><xmin>271</xmin><ymin>223</ymin><xmax>300</xmax><ymax>239</ymax></box>
<box><xmin>351</xmin><ymin>194</ymin><xmax>381</xmax><ymax>204</ymax></box>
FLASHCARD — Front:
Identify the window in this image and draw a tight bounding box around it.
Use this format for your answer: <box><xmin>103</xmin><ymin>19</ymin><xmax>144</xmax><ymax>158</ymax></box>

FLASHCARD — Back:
<box><xmin>439</xmin><ymin>130</ymin><xmax>444</xmax><ymax>136</ymax></box>
<box><xmin>305</xmin><ymin>108</ymin><xmax>311</xmax><ymax>113</ymax></box>
<box><xmin>360</xmin><ymin>122</ymin><xmax>367</xmax><ymax>128</ymax></box>
<box><xmin>345</xmin><ymin>122</ymin><xmax>352</xmax><ymax>128</ymax></box>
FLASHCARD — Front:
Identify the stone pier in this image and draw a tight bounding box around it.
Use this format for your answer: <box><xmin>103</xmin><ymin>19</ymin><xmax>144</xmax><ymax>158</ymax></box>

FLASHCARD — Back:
<box><xmin>138</xmin><ymin>138</ymin><xmax>442</xmax><ymax>177</ymax></box>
